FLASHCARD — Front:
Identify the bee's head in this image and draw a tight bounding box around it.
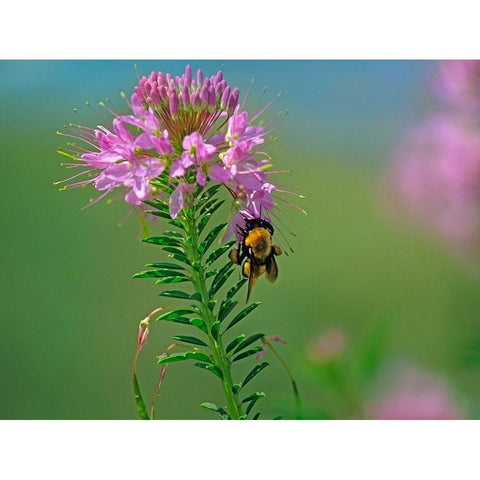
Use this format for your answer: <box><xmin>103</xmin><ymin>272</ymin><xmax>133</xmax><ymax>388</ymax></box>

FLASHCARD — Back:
<box><xmin>245</xmin><ymin>217</ymin><xmax>274</xmax><ymax>235</ymax></box>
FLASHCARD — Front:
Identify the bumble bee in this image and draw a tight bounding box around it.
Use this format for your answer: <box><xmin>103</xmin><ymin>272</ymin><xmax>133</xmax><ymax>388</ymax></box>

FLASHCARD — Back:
<box><xmin>229</xmin><ymin>217</ymin><xmax>283</xmax><ymax>302</ymax></box>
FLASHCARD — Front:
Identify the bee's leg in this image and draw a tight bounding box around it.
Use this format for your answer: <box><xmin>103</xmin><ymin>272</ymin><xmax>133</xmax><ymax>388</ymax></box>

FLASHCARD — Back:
<box><xmin>229</xmin><ymin>248</ymin><xmax>240</xmax><ymax>264</ymax></box>
<box><xmin>242</xmin><ymin>261</ymin><xmax>250</xmax><ymax>278</ymax></box>
<box><xmin>272</xmin><ymin>244</ymin><xmax>283</xmax><ymax>256</ymax></box>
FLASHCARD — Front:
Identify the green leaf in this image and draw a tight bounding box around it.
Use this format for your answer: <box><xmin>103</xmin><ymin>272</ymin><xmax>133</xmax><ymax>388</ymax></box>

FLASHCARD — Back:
<box><xmin>169</xmin><ymin>219</ymin><xmax>184</xmax><ymax>229</ymax></box>
<box><xmin>143</xmin><ymin>199</ymin><xmax>169</xmax><ymax>211</ymax></box>
<box><xmin>162</xmin><ymin>246</ymin><xmax>186</xmax><ymax>256</ymax></box>
<box><xmin>226</xmin><ymin>278</ymin><xmax>247</xmax><ymax>300</ymax></box>
<box><xmin>190</xmin><ymin>317</ymin><xmax>208</xmax><ymax>334</ymax></box>
<box><xmin>198</xmin><ymin>223</ymin><xmax>227</xmax><ymax>255</ymax></box>
<box><xmin>169</xmin><ymin>317</ymin><xmax>192</xmax><ymax>325</ymax></box>
<box><xmin>144</xmin><ymin>209</ymin><xmax>171</xmax><ymax>220</ymax></box>
<box><xmin>146</xmin><ymin>262</ymin><xmax>185</xmax><ymax>270</ymax></box>
<box><xmin>242</xmin><ymin>362</ymin><xmax>269</xmax><ymax>387</ymax></box>
<box><xmin>233</xmin><ymin>333</ymin><xmax>265</xmax><ymax>354</ymax></box>
<box><xmin>195</xmin><ymin>362</ymin><xmax>224</xmax><ymax>380</ymax></box>
<box><xmin>200</xmin><ymin>402</ymin><xmax>219</xmax><ymax>412</ymax></box>
<box><xmin>242</xmin><ymin>392</ymin><xmax>266</xmax><ymax>404</ymax></box>
<box><xmin>225</xmin><ymin>302</ymin><xmax>261</xmax><ymax>331</ymax></box>
<box><xmin>205</xmin><ymin>269</ymin><xmax>219</xmax><ymax>278</ymax></box>
<box><xmin>210</xmin><ymin>321</ymin><xmax>221</xmax><ymax>340</ymax></box>
<box><xmin>163</xmin><ymin>230</ymin><xmax>184</xmax><ymax>239</ymax></box>
<box><xmin>232</xmin><ymin>346</ymin><xmax>263</xmax><ymax>362</ymax></box>
<box><xmin>142</xmin><ymin>236</ymin><xmax>182</xmax><ymax>247</ymax></box>
<box><xmin>209</xmin><ymin>264</ymin><xmax>235</xmax><ymax>298</ymax></box>
<box><xmin>133</xmin><ymin>373</ymin><xmax>150</xmax><ymax>420</ymax></box>
<box><xmin>167</xmin><ymin>253</ymin><xmax>191</xmax><ymax>265</ymax></box>
<box><xmin>172</xmin><ymin>335</ymin><xmax>208</xmax><ymax>347</ymax></box>
<box><xmin>133</xmin><ymin>269</ymin><xmax>187</xmax><ymax>279</ymax></box>
<box><xmin>197</xmin><ymin>213</ymin><xmax>212</xmax><ymax>235</ymax></box>
<box><xmin>157</xmin><ymin>351</ymin><xmax>211</xmax><ymax>365</ymax></box>
<box><xmin>253</xmin><ymin>413</ymin><xmax>261</xmax><ymax>420</ymax></box>
<box><xmin>218</xmin><ymin>299</ymin><xmax>238</xmax><ymax>323</ymax></box>
<box><xmin>226</xmin><ymin>335</ymin><xmax>246</xmax><ymax>354</ymax></box>
<box><xmin>200</xmin><ymin>198</ymin><xmax>225</xmax><ymax>216</ymax></box>
<box><xmin>200</xmin><ymin>402</ymin><xmax>229</xmax><ymax>419</ymax></box>
<box><xmin>232</xmin><ymin>384</ymin><xmax>241</xmax><ymax>394</ymax></box>
<box><xmin>159</xmin><ymin>291</ymin><xmax>198</xmax><ymax>300</ymax></box>
<box><xmin>205</xmin><ymin>301</ymin><xmax>216</xmax><ymax>313</ymax></box>
<box><xmin>246</xmin><ymin>397</ymin><xmax>262</xmax><ymax>416</ymax></box>
<box><xmin>156</xmin><ymin>309</ymin><xmax>193</xmax><ymax>321</ymax></box>
<box><xmin>205</xmin><ymin>241</ymin><xmax>236</xmax><ymax>266</ymax></box>
<box><xmin>155</xmin><ymin>276</ymin><xmax>189</xmax><ymax>284</ymax></box>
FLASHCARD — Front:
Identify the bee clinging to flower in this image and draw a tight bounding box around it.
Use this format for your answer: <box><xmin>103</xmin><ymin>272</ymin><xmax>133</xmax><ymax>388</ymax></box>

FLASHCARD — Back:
<box><xmin>229</xmin><ymin>216</ymin><xmax>283</xmax><ymax>303</ymax></box>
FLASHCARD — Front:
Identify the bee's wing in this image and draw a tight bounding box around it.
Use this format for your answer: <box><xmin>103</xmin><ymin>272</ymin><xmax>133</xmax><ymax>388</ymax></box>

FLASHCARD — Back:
<box><xmin>265</xmin><ymin>254</ymin><xmax>278</xmax><ymax>283</ymax></box>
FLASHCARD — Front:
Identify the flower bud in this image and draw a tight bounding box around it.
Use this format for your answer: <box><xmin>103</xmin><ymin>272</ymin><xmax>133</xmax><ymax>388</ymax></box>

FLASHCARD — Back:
<box><xmin>196</xmin><ymin>69</ymin><xmax>203</xmax><ymax>85</ymax></box>
<box><xmin>184</xmin><ymin>65</ymin><xmax>192</xmax><ymax>87</ymax></box>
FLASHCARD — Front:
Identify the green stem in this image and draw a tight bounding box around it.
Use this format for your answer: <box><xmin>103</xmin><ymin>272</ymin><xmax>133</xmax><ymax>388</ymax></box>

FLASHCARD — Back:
<box><xmin>181</xmin><ymin>206</ymin><xmax>242</xmax><ymax>419</ymax></box>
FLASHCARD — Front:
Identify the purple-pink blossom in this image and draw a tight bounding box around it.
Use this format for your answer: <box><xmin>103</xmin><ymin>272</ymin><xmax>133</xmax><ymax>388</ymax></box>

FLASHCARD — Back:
<box><xmin>306</xmin><ymin>328</ymin><xmax>347</xmax><ymax>364</ymax></box>
<box><xmin>367</xmin><ymin>367</ymin><xmax>463</xmax><ymax>420</ymax></box>
<box><xmin>58</xmin><ymin>64</ymin><xmax>301</xmax><ymax>229</ymax></box>
<box><xmin>388</xmin><ymin>60</ymin><xmax>480</xmax><ymax>254</ymax></box>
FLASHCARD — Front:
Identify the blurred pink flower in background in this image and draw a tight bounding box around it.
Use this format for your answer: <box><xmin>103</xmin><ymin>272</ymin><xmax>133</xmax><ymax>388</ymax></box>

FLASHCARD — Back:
<box><xmin>307</xmin><ymin>328</ymin><xmax>347</xmax><ymax>364</ymax></box>
<box><xmin>367</xmin><ymin>367</ymin><xmax>463</xmax><ymax>420</ymax></box>
<box><xmin>434</xmin><ymin>60</ymin><xmax>480</xmax><ymax>110</ymax></box>
<box><xmin>388</xmin><ymin>60</ymin><xmax>480</xmax><ymax>256</ymax></box>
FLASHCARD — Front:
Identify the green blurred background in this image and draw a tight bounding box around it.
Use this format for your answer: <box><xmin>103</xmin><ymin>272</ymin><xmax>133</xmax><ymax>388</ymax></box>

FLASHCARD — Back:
<box><xmin>1</xmin><ymin>60</ymin><xmax>479</xmax><ymax>419</ymax></box>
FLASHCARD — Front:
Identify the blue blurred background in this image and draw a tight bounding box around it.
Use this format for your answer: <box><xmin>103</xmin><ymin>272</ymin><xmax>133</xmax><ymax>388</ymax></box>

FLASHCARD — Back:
<box><xmin>1</xmin><ymin>60</ymin><xmax>479</xmax><ymax>419</ymax></box>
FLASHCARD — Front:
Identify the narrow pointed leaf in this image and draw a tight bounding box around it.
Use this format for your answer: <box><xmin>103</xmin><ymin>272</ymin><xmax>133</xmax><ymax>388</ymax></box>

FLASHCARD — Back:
<box><xmin>198</xmin><ymin>213</ymin><xmax>212</xmax><ymax>235</ymax></box>
<box><xmin>169</xmin><ymin>219</ymin><xmax>184</xmax><ymax>229</ymax></box>
<box><xmin>144</xmin><ymin>209</ymin><xmax>171</xmax><ymax>220</ymax></box>
<box><xmin>210</xmin><ymin>321</ymin><xmax>221</xmax><ymax>340</ymax></box>
<box><xmin>172</xmin><ymin>335</ymin><xmax>208</xmax><ymax>347</ymax></box>
<box><xmin>133</xmin><ymin>373</ymin><xmax>150</xmax><ymax>420</ymax></box>
<box><xmin>162</xmin><ymin>246</ymin><xmax>185</xmax><ymax>256</ymax></box>
<box><xmin>242</xmin><ymin>392</ymin><xmax>266</xmax><ymax>404</ymax></box>
<box><xmin>226</xmin><ymin>335</ymin><xmax>246</xmax><ymax>354</ymax></box>
<box><xmin>199</xmin><ymin>223</ymin><xmax>227</xmax><ymax>255</ymax></box>
<box><xmin>190</xmin><ymin>317</ymin><xmax>208</xmax><ymax>334</ymax></box>
<box><xmin>205</xmin><ymin>241</ymin><xmax>236</xmax><ymax>266</ymax></box>
<box><xmin>205</xmin><ymin>269</ymin><xmax>219</xmax><ymax>279</ymax></box>
<box><xmin>195</xmin><ymin>362</ymin><xmax>224</xmax><ymax>380</ymax></box>
<box><xmin>145</xmin><ymin>262</ymin><xmax>185</xmax><ymax>270</ymax></box>
<box><xmin>226</xmin><ymin>278</ymin><xmax>247</xmax><ymax>300</ymax></box>
<box><xmin>218</xmin><ymin>299</ymin><xmax>238</xmax><ymax>323</ymax></box>
<box><xmin>167</xmin><ymin>253</ymin><xmax>191</xmax><ymax>265</ymax></box>
<box><xmin>156</xmin><ymin>309</ymin><xmax>193</xmax><ymax>321</ymax></box>
<box><xmin>155</xmin><ymin>276</ymin><xmax>189</xmax><ymax>284</ymax></box>
<box><xmin>234</xmin><ymin>333</ymin><xmax>265</xmax><ymax>354</ymax></box>
<box><xmin>134</xmin><ymin>269</ymin><xmax>187</xmax><ymax>279</ymax></box>
<box><xmin>157</xmin><ymin>351</ymin><xmax>211</xmax><ymax>365</ymax></box>
<box><xmin>246</xmin><ymin>396</ymin><xmax>263</xmax><ymax>416</ymax></box>
<box><xmin>159</xmin><ymin>291</ymin><xmax>197</xmax><ymax>300</ymax></box>
<box><xmin>253</xmin><ymin>413</ymin><xmax>261</xmax><ymax>420</ymax></box>
<box><xmin>242</xmin><ymin>362</ymin><xmax>269</xmax><ymax>387</ymax></box>
<box><xmin>232</xmin><ymin>346</ymin><xmax>263</xmax><ymax>362</ymax></box>
<box><xmin>163</xmin><ymin>230</ymin><xmax>184</xmax><ymax>239</ymax></box>
<box><xmin>225</xmin><ymin>302</ymin><xmax>261</xmax><ymax>331</ymax></box>
<box><xmin>142</xmin><ymin>236</ymin><xmax>182</xmax><ymax>247</ymax></box>
<box><xmin>200</xmin><ymin>402</ymin><xmax>229</xmax><ymax>419</ymax></box>
<box><xmin>209</xmin><ymin>266</ymin><xmax>235</xmax><ymax>298</ymax></box>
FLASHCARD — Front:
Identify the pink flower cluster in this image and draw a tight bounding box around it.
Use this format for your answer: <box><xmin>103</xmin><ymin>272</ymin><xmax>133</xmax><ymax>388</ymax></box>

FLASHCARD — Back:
<box><xmin>58</xmin><ymin>65</ymin><xmax>292</xmax><ymax>240</ymax></box>
<box><xmin>390</xmin><ymin>60</ymin><xmax>480</xmax><ymax>253</ymax></box>
<box><xmin>367</xmin><ymin>367</ymin><xmax>463</xmax><ymax>420</ymax></box>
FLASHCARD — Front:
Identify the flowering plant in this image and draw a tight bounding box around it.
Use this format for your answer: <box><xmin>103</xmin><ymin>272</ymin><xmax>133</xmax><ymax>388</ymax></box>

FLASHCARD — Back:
<box><xmin>389</xmin><ymin>60</ymin><xmax>480</xmax><ymax>257</ymax></box>
<box><xmin>57</xmin><ymin>65</ymin><xmax>303</xmax><ymax>419</ymax></box>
